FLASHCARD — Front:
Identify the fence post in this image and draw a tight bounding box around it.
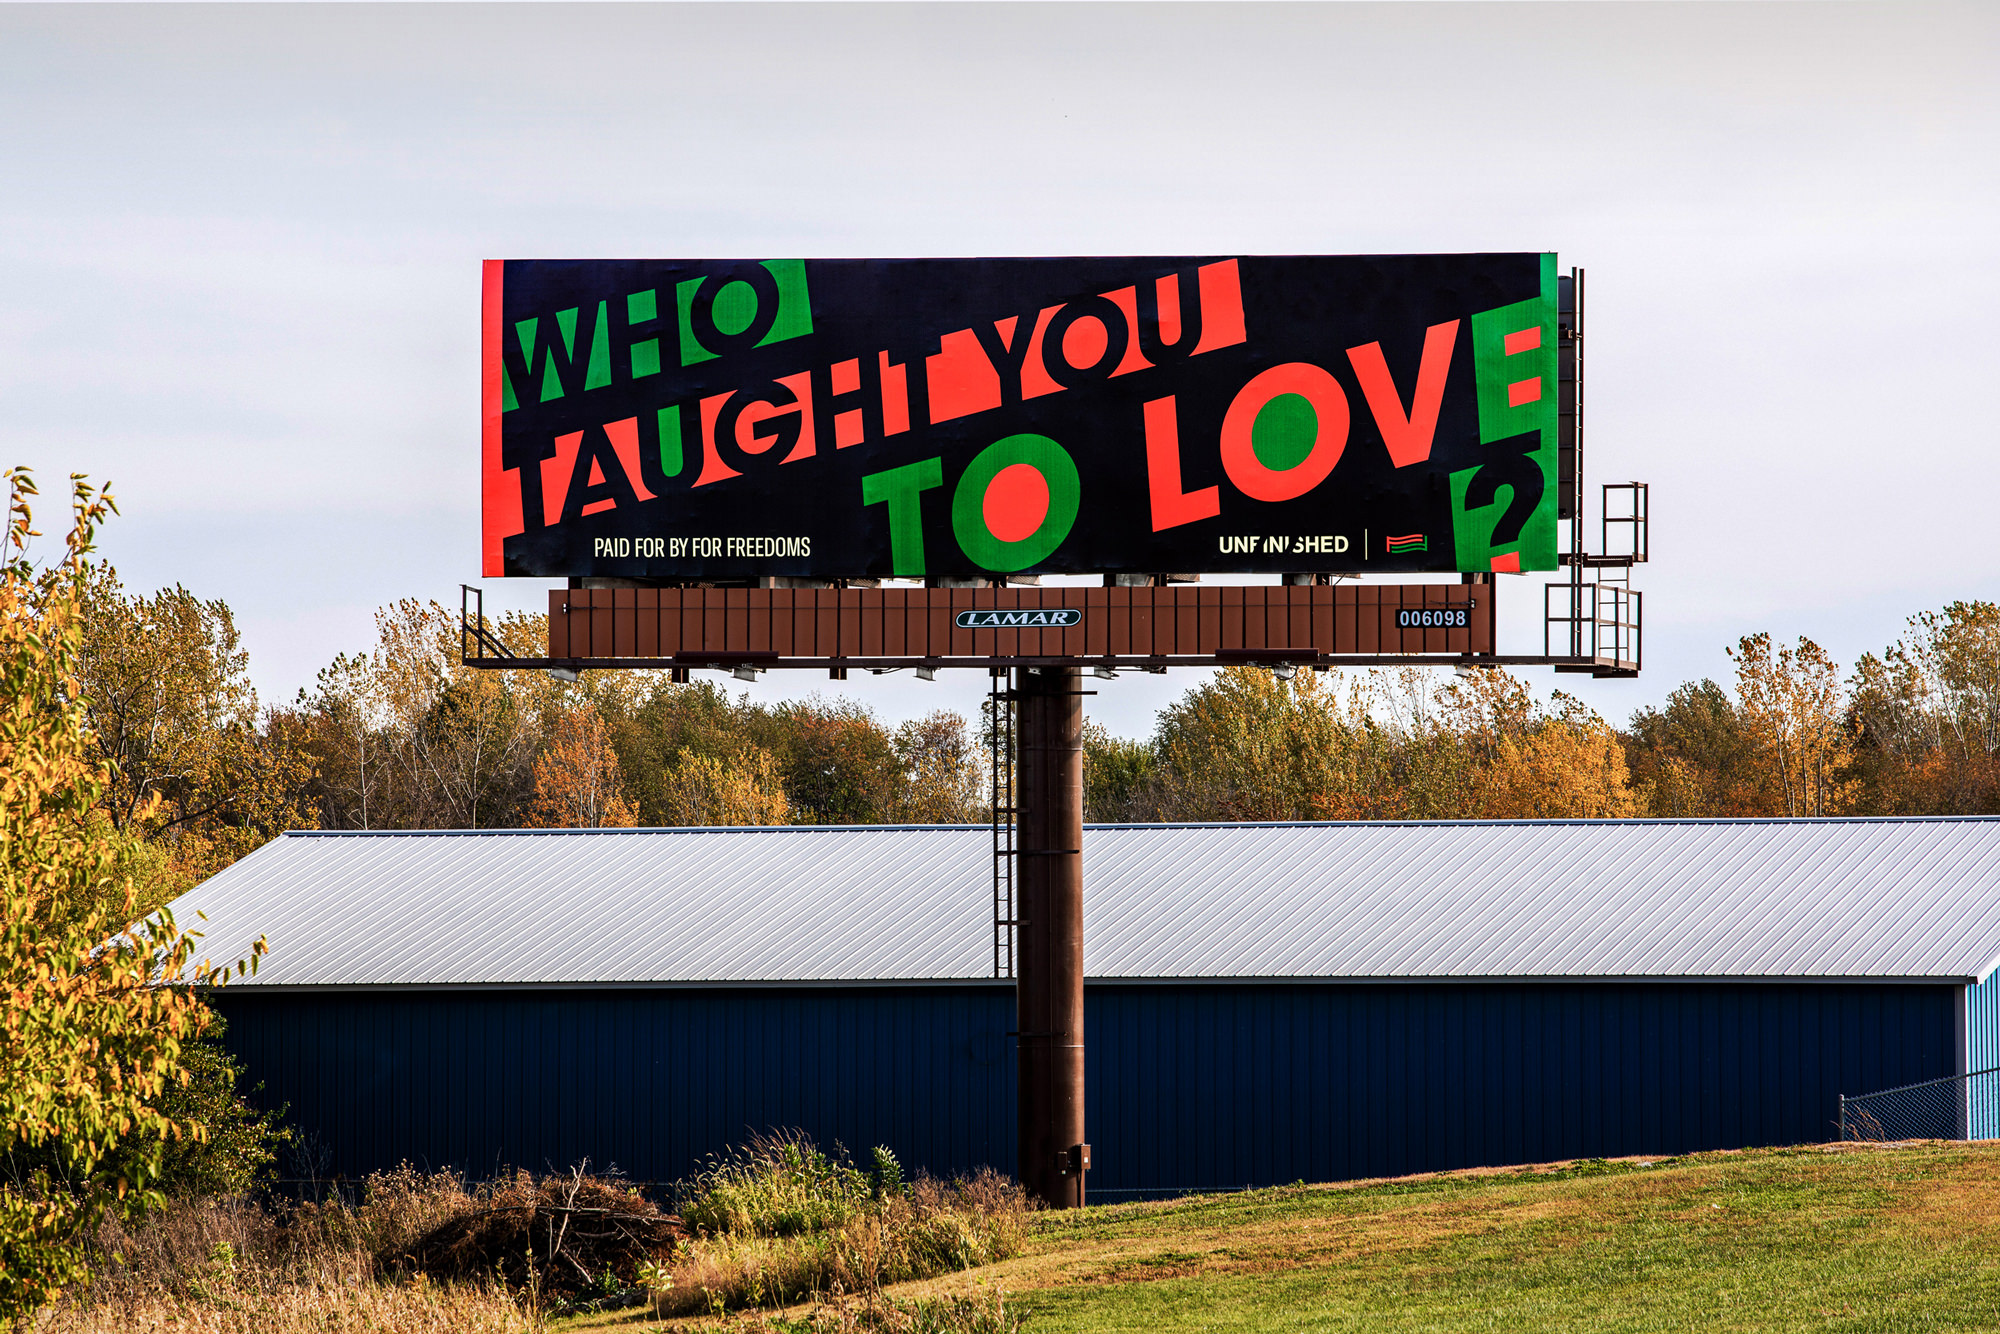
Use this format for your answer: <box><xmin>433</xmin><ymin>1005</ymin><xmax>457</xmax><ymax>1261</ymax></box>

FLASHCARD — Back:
<box><xmin>1838</xmin><ymin>1093</ymin><xmax>1848</xmax><ymax>1141</ymax></box>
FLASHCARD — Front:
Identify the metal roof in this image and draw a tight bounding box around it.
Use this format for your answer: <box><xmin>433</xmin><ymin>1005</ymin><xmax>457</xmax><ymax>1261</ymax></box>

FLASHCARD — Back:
<box><xmin>166</xmin><ymin>818</ymin><xmax>2000</xmax><ymax>988</ymax></box>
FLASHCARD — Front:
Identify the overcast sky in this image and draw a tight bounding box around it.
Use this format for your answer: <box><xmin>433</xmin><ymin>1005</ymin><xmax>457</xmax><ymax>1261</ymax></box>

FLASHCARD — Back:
<box><xmin>2</xmin><ymin>2</ymin><xmax>1994</xmax><ymax>739</ymax></box>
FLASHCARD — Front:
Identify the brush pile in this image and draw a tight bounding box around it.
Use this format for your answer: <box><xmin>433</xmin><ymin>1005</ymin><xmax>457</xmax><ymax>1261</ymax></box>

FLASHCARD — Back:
<box><xmin>394</xmin><ymin>1165</ymin><xmax>682</xmax><ymax>1302</ymax></box>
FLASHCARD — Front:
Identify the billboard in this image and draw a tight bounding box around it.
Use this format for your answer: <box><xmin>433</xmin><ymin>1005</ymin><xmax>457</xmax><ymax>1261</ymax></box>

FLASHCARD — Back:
<box><xmin>482</xmin><ymin>254</ymin><xmax>1560</xmax><ymax>580</ymax></box>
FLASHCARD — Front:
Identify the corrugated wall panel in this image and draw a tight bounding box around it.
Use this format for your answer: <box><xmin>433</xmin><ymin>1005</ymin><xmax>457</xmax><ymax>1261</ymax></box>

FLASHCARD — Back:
<box><xmin>218</xmin><ymin>981</ymin><xmax>1960</xmax><ymax>1196</ymax></box>
<box><xmin>217</xmin><ymin>988</ymin><xmax>1017</xmax><ymax>1186</ymax></box>
<box><xmin>1083</xmin><ymin>983</ymin><xmax>1960</xmax><ymax>1194</ymax></box>
<box><xmin>1968</xmin><ymin>976</ymin><xmax>2000</xmax><ymax>1139</ymax></box>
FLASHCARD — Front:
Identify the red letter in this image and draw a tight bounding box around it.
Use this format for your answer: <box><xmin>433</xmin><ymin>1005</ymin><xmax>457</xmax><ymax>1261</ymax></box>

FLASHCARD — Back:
<box><xmin>1144</xmin><ymin>396</ymin><xmax>1221</xmax><ymax>531</ymax></box>
<box><xmin>694</xmin><ymin>392</ymin><xmax>741</xmax><ymax>487</ymax></box>
<box><xmin>602</xmin><ymin>418</ymin><xmax>658</xmax><ymax>502</ymax></box>
<box><xmin>1101</xmin><ymin>286</ymin><xmax>1152</xmax><ymax>377</ymax></box>
<box><xmin>1219</xmin><ymin>363</ymin><xmax>1348</xmax><ymax>503</ymax></box>
<box><xmin>879</xmin><ymin>352</ymin><xmax>910</xmax><ymax>435</ymax></box>
<box><xmin>925</xmin><ymin>329</ymin><xmax>1002</xmax><ymax>423</ymax></box>
<box><xmin>540</xmin><ymin>431</ymin><xmax>585</xmax><ymax>527</ymax></box>
<box><xmin>1191</xmin><ymin>259</ymin><xmax>1246</xmax><ymax>354</ymax></box>
<box><xmin>1346</xmin><ymin>320</ymin><xmax>1458</xmax><ymax>469</ymax></box>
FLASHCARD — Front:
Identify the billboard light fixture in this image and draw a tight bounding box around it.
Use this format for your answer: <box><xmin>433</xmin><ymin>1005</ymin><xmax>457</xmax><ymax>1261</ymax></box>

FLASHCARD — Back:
<box><xmin>732</xmin><ymin>665</ymin><xmax>762</xmax><ymax>683</ymax></box>
<box><xmin>546</xmin><ymin>666</ymin><xmax>581</xmax><ymax>684</ymax></box>
<box><xmin>1092</xmin><ymin>666</ymin><xmax>1118</xmax><ymax>680</ymax></box>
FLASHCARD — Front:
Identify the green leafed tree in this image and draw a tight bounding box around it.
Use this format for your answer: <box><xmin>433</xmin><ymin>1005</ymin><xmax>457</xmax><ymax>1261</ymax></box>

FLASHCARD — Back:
<box><xmin>1080</xmin><ymin>720</ymin><xmax>1155</xmax><ymax>823</ymax></box>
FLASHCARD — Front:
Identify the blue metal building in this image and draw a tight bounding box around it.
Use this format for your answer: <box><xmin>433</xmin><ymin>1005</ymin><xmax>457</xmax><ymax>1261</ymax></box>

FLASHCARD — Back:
<box><xmin>174</xmin><ymin>819</ymin><xmax>2000</xmax><ymax>1195</ymax></box>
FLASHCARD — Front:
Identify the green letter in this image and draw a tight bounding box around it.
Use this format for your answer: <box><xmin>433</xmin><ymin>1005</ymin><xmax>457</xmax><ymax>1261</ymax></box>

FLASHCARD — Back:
<box><xmin>951</xmin><ymin>434</ymin><xmax>1081</xmax><ymax>572</ymax></box>
<box><xmin>862</xmin><ymin>457</ymin><xmax>944</xmax><ymax>576</ymax></box>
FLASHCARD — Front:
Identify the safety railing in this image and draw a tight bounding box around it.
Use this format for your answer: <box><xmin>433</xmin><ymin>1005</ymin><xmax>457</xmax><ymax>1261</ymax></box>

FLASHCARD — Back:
<box><xmin>1544</xmin><ymin>581</ymin><xmax>1642</xmax><ymax>675</ymax></box>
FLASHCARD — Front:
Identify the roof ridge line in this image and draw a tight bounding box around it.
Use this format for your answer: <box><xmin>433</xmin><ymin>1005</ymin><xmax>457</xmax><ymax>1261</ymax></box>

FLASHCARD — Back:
<box><xmin>283</xmin><ymin>814</ymin><xmax>2000</xmax><ymax>837</ymax></box>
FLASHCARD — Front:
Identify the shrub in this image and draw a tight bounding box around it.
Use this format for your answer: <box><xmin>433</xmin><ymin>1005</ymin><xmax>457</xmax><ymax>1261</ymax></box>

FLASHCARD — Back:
<box><xmin>99</xmin><ymin>1015</ymin><xmax>290</xmax><ymax>1200</ymax></box>
<box><xmin>655</xmin><ymin>1137</ymin><xmax>1028</xmax><ymax>1318</ymax></box>
<box><xmin>681</xmin><ymin>1131</ymin><xmax>875</xmax><ymax>1238</ymax></box>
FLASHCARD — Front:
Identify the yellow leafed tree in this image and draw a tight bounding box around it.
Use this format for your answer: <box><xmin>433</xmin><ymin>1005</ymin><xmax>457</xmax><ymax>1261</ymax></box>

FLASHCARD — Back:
<box><xmin>0</xmin><ymin>471</ymin><xmax>264</xmax><ymax>1320</ymax></box>
<box><xmin>1443</xmin><ymin>670</ymin><xmax>1638</xmax><ymax>819</ymax></box>
<box><xmin>660</xmin><ymin>744</ymin><xmax>791</xmax><ymax>827</ymax></box>
<box><xmin>1477</xmin><ymin>712</ymin><xmax>1641</xmax><ymax>819</ymax></box>
<box><xmin>522</xmin><ymin>707</ymin><xmax>638</xmax><ymax>828</ymax></box>
<box><xmin>893</xmin><ymin>710</ymin><xmax>985</xmax><ymax>823</ymax></box>
<box><xmin>1729</xmin><ymin>632</ymin><xmax>1855</xmax><ymax>817</ymax></box>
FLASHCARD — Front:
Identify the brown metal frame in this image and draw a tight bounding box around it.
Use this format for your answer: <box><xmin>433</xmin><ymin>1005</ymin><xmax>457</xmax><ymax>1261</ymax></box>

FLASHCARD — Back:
<box><xmin>467</xmin><ymin>581</ymin><xmax>1515</xmax><ymax>669</ymax></box>
<box><xmin>463</xmin><ymin>575</ymin><xmax>1642</xmax><ymax>678</ymax></box>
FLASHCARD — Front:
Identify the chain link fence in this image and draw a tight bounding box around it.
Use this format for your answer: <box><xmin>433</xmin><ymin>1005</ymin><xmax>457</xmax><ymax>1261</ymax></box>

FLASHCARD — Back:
<box><xmin>1839</xmin><ymin>1066</ymin><xmax>2000</xmax><ymax>1142</ymax></box>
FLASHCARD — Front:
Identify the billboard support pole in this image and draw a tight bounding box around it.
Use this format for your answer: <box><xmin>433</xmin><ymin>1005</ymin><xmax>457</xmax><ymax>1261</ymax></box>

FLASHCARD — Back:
<box><xmin>1014</xmin><ymin>664</ymin><xmax>1087</xmax><ymax>1208</ymax></box>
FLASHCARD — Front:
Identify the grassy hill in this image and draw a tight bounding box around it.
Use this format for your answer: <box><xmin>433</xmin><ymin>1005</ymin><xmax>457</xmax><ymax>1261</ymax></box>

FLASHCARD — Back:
<box><xmin>567</xmin><ymin>1142</ymin><xmax>2000</xmax><ymax>1333</ymax></box>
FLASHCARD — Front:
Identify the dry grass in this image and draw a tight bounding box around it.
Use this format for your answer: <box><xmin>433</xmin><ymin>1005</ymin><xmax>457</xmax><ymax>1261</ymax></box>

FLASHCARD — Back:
<box><xmin>35</xmin><ymin>1146</ymin><xmax>1021</xmax><ymax>1333</ymax></box>
<box><xmin>35</xmin><ymin>1275</ymin><xmax>536</xmax><ymax>1333</ymax></box>
<box><xmin>35</xmin><ymin>1162</ymin><xmax>676</xmax><ymax>1330</ymax></box>
<box><xmin>31</xmin><ymin>1181</ymin><xmax>535</xmax><ymax>1331</ymax></box>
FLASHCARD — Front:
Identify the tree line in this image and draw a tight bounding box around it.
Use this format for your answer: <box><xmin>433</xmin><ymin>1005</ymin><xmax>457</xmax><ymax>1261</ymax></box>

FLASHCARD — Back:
<box><xmin>77</xmin><ymin>584</ymin><xmax>990</xmax><ymax>908</ymax></box>
<box><xmin>56</xmin><ymin>513</ymin><xmax>2000</xmax><ymax>912</ymax></box>
<box><xmin>1084</xmin><ymin>608</ymin><xmax>2000</xmax><ymax>825</ymax></box>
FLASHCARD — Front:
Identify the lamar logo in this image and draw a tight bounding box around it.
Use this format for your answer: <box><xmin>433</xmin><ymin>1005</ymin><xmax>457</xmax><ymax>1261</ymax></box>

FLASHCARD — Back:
<box><xmin>954</xmin><ymin>608</ymin><xmax>1083</xmax><ymax>630</ymax></box>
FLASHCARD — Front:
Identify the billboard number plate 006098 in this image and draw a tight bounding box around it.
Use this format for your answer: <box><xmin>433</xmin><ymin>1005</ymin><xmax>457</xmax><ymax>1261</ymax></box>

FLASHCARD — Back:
<box><xmin>955</xmin><ymin>608</ymin><xmax>1083</xmax><ymax>630</ymax></box>
<box><xmin>1396</xmin><ymin>608</ymin><xmax>1470</xmax><ymax>629</ymax></box>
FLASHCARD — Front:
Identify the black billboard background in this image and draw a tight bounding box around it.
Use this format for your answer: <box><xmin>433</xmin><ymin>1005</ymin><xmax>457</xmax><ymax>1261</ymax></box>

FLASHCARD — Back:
<box><xmin>483</xmin><ymin>254</ymin><xmax>1558</xmax><ymax>580</ymax></box>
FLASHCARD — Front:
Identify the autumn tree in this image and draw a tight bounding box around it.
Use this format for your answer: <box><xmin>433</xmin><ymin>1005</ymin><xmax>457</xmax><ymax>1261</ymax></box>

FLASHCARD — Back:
<box><xmin>1132</xmin><ymin>665</ymin><xmax>1636</xmax><ymax>823</ymax></box>
<box><xmin>297</xmin><ymin>600</ymin><xmax>547</xmax><ymax>829</ymax></box>
<box><xmin>1434</xmin><ymin>670</ymin><xmax>1638</xmax><ymax>819</ymax></box>
<box><xmin>659</xmin><ymin>745</ymin><xmax>791</xmax><ymax>827</ymax></box>
<box><xmin>1728</xmin><ymin>632</ymin><xmax>1855</xmax><ymax>817</ymax></box>
<box><xmin>596</xmin><ymin>683</ymin><xmax>927</xmax><ymax>827</ymax></box>
<box><xmin>1470</xmin><ymin>694</ymin><xmax>1639</xmax><ymax>820</ymax></box>
<box><xmin>595</xmin><ymin>678</ymin><xmax>755</xmax><ymax>825</ymax></box>
<box><xmin>0</xmin><ymin>471</ymin><xmax>264</xmax><ymax>1319</ymax></box>
<box><xmin>522</xmin><ymin>706</ymin><xmax>639</xmax><ymax>828</ymax></box>
<box><xmin>74</xmin><ymin>569</ymin><xmax>315</xmax><ymax>897</ymax></box>
<box><xmin>1622</xmin><ymin>679</ymin><xmax>1766</xmax><ymax>817</ymax></box>
<box><xmin>294</xmin><ymin>650</ymin><xmax>392</xmax><ymax>829</ymax></box>
<box><xmin>1849</xmin><ymin>601</ymin><xmax>2000</xmax><ymax>814</ymax></box>
<box><xmin>1328</xmin><ymin>668</ymin><xmax>1480</xmax><ymax>820</ymax></box>
<box><xmin>751</xmin><ymin>697</ymin><xmax>903</xmax><ymax>824</ymax></box>
<box><xmin>1081</xmin><ymin>720</ymin><xmax>1155</xmax><ymax>822</ymax></box>
<box><xmin>892</xmin><ymin>710</ymin><xmax>985</xmax><ymax>823</ymax></box>
<box><xmin>1148</xmin><ymin>666</ymin><xmax>1358</xmax><ymax>821</ymax></box>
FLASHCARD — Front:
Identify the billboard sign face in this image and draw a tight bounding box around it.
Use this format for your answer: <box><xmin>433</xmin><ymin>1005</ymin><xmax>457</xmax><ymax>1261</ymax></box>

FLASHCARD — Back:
<box><xmin>482</xmin><ymin>254</ymin><xmax>1560</xmax><ymax>579</ymax></box>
